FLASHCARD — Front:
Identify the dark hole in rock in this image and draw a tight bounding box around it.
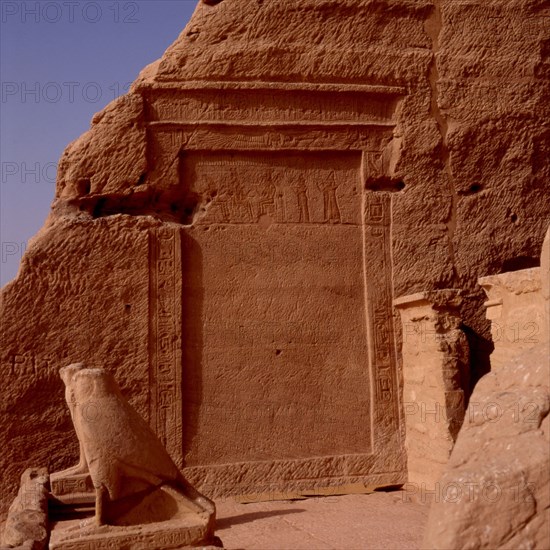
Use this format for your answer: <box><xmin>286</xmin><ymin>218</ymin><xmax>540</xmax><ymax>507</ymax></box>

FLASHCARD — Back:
<box><xmin>458</xmin><ymin>183</ymin><xmax>483</xmax><ymax>195</ymax></box>
<box><xmin>76</xmin><ymin>179</ymin><xmax>91</xmax><ymax>195</ymax></box>
<box><xmin>365</xmin><ymin>177</ymin><xmax>405</xmax><ymax>193</ymax></box>
<box><xmin>469</xmin><ymin>183</ymin><xmax>482</xmax><ymax>193</ymax></box>
<box><xmin>92</xmin><ymin>197</ymin><xmax>107</xmax><ymax>218</ymax></box>
<box><xmin>501</xmin><ymin>256</ymin><xmax>539</xmax><ymax>272</ymax></box>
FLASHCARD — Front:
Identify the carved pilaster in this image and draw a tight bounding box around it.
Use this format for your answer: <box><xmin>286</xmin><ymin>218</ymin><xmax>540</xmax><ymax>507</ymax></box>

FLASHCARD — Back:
<box><xmin>394</xmin><ymin>290</ymin><xmax>469</xmax><ymax>488</ymax></box>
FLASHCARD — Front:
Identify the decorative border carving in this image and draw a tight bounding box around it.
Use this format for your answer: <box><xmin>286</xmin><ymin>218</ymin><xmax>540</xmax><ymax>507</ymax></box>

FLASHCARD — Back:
<box><xmin>149</xmin><ymin>125</ymin><xmax>393</xmax><ymax>154</ymax></box>
<box><xmin>148</xmin><ymin>91</ymin><xmax>399</xmax><ymax>125</ymax></box>
<box><xmin>182</xmin><ymin>150</ymin><xmax>360</xmax><ymax>226</ymax></box>
<box><xmin>148</xmin><ymin>227</ymin><xmax>183</xmax><ymax>468</ymax></box>
<box><xmin>185</xmin><ymin>457</ymin><xmax>407</xmax><ymax>498</ymax></box>
<box><xmin>363</xmin><ymin>193</ymin><xmax>400</xmax><ymax>442</ymax></box>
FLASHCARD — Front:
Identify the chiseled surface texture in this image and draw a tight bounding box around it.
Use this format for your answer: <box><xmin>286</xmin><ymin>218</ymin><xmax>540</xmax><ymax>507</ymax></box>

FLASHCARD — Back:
<box><xmin>1</xmin><ymin>0</ymin><xmax>549</xmax><ymax>516</ymax></box>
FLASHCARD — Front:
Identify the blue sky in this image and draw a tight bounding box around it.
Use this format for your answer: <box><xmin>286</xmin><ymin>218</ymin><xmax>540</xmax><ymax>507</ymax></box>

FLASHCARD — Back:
<box><xmin>1</xmin><ymin>0</ymin><xmax>198</xmax><ymax>286</ymax></box>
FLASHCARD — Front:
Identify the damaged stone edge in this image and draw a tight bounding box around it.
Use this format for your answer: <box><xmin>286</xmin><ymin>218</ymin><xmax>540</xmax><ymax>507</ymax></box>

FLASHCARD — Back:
<box><xmin>1</xmin><ymin>468</ymin><xmax>49</xmax><ymax>550</ymax></box>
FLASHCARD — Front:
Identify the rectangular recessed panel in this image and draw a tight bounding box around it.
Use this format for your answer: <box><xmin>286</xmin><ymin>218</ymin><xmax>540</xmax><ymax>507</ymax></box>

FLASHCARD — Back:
<box><xmin>180</xmin><ymin>151</ymin><xmax>372</xmax><ymax>465</ymax></box>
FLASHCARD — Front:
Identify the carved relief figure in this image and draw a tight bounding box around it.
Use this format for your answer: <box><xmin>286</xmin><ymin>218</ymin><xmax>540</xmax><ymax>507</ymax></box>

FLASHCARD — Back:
<box><xmin>245</xmin><ymin>187</ymin><xmax>259</xmax><ymax>220</ymax></box>
<box><xmin>318</xmin><ymin>171</ymin><xmax>341</xmax><ymax>223</ymax></box>
<box><xmin>217</xmin><ymin>190</ymin><xmax>231</xmax><ymax>222</ymax></box>
<box><xmin>257</xmin><ymin>178</ymin><xmax>276</xmax><ymax>219</ymax></box>
<box><xmin>52</xmin><ymin>364</ymin><xmax>215</xmax><ymax>527</ymax></box>
<box><xmin>274</xmin><ymin>186</ymin><xmax>286</xmax><ymax>223</ymax></box>
<box><xmin>296</xmin><ymin>177</ymin><xmax>310</xmax><ymax>223</ymax></box>
<box><xmin>268</xmin><ymin>168</ymin><xmax>288</xmax><ymax>223</ymax></box>
<box><xmin>232</xmin><ymin>184</ymin><xmax>251</xmax><ymax>222</ymax></box>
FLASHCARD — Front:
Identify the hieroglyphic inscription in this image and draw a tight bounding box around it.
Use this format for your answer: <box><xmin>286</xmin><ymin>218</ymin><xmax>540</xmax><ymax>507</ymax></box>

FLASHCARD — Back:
<box><xmin>149</xmin><ymin>89</ymin><xmax>399</xmax><ymax>125</ymax></box>
<box><xmin>363</xmin><ymin>151</ymin><xmax>385</xmax><ymax>178</ymax></box>
<box><xmin>51</xmin><ymin>475</ymin><xmax>94</xmax><ymax>496</ymax></box>
<box><xmin>149</xmin><ymin>126</ymin><xmax>392</xmax><ymax>154</ymax></box>
<box><xmin>363</xmin><ymin>193</ymin><xmax>399</xmax><ymax>430</ymax></box>
<box><xmin>4</xmin><ymin>353</ymin><xmax>58</xmax><ymax>377</ymax></box>
<box><xmin>144</xmin><ymin>82</ymin><xmax>406</xmax><ymax>481</ymax></box>
<box><xmin>149</xmin><ymin>227</ymin><xmax>183</xmax><ymax>468</ymax></box>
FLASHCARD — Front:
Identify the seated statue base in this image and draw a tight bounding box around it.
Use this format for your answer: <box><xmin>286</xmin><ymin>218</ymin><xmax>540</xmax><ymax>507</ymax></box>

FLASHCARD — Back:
<box><xmin>49</xmin><ymin>483</ymin><xmax>220</xmax><ymax>549</ymax></box>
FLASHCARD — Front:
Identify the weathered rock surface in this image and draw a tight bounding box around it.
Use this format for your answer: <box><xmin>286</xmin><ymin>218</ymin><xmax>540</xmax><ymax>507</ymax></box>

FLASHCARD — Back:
<box><xmin>422</xmin><ymin>228</ymin><xmax>550</xmax><ymax>549</ymax></box>
<box><xmin>422</xmin><ymin>346</ymin><xmax>550</xmax><ymax>549</ymax></box>
<box><xmin>394</xmin><ymin>290</ymin><xmax>469</xmax><ymax>488</ymax></box>
<box><xmin>1</xmin><ymin>468</ymin><xmax>49</xmax><ymax>550</ymax></box>
<box><xmin>1</xmin><ymin>0</ymin><xmax>549</xmax><ymax>516</ymax></box>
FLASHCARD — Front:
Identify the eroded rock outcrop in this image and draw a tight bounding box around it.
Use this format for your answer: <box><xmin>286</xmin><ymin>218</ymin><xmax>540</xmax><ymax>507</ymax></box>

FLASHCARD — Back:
<box><xmin>422</xmin><ymin>227</ymin><xmax>550</xmax><ymax>549</ymax></box>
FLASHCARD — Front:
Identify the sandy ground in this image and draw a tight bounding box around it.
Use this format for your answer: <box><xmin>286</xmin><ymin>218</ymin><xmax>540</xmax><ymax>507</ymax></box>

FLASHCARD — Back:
<box><xmin>215</xmin><ymin>490</ymin><xmax>430</xmax><ymax>550</ymax></box>
<box><xmin>0</xmin><ymin>490</ymin><xmax>429</xmax><ymax>549</ymax></box>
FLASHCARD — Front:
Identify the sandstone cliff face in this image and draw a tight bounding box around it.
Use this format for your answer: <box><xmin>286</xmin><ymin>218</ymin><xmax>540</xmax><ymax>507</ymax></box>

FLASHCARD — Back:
<box><xmin>1</xmin><ymin>0</ymin><xmax>549</xmax><ymax>514</ymax></box>
<box><xmin>53</xmin><ymin>0</ymin><xmax>550</xmax><ymax>320</ymax></box>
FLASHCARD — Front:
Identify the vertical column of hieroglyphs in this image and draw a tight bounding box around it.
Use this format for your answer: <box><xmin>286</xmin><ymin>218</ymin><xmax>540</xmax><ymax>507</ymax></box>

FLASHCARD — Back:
<box><xmin>149</xmin><ymin>226</ymin><xmax>183</xmax><ymax>468</ymax></box>
<box><xmin>363</xmin><ymin>193</ymin><xmax>399</xmax><ymax>439</ymax></box>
